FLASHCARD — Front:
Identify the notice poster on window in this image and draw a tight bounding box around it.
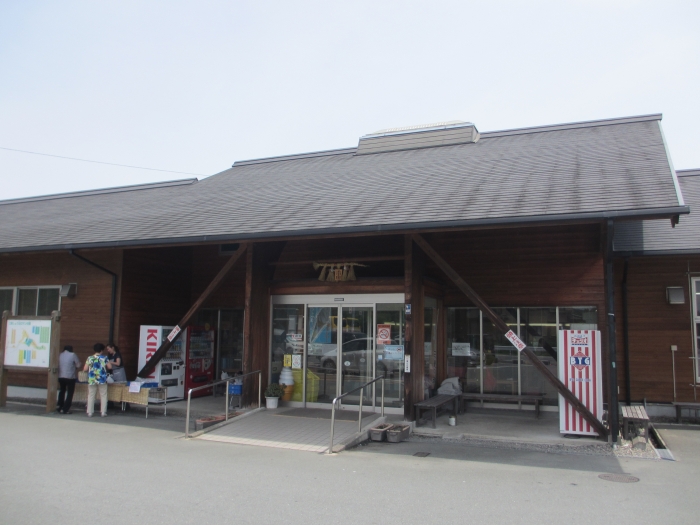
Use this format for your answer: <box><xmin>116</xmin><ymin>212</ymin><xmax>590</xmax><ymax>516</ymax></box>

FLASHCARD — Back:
<box><xmin>558</xmin><ymin>330</ymin><xmax>603</xmax><ymax>436</ymax></box>
<box><xmin>383</xmin><ymin>345</ymin><xmax>404</xmax><ymax>361</ymax></box>
<box><xmin>452</xmin><ymin>342</ymin><xmax>471</xmax><ymax>356</ymax></box>
<box><xmin>4</xmin><ymin>319</ymin><xmax>52</xmax><ymax>368</ymax></box>
<box><xmin>377</xmin><ymin>324</ymin><xmax>391</xmax><ymax>345</ymax></box>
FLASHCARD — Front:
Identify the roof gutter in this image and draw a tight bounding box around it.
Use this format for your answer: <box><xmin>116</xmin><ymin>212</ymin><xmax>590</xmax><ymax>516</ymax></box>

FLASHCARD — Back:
<box><xmin>0</xmin><ymin>205</ymin><xmax>689</xmax><ymax>255</ymax></box>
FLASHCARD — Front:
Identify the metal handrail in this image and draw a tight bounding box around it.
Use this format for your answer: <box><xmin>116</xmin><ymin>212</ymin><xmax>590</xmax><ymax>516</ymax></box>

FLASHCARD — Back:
<box><xmin>328</xmin><ymin>375</ymin><xmax>385</xmax><ymax>454</ymax></box>
<box><xmin>185</xmin><ymin>370</ymin><xmax>262</xmax><ymax>438</ymax></box>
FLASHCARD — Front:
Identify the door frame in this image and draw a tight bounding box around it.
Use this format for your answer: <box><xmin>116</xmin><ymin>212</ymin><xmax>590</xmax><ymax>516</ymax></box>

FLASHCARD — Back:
<box><xmin>270</xmin><ymin>294</ymin><xmax>404</xmax><ymax>413</ymax></box>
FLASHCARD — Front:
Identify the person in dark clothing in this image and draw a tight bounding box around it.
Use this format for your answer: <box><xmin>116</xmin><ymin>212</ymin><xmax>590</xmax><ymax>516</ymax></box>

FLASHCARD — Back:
<box><xmin>57</xmin><ymin>345</ymin><xmax>81</xmax><ymax>414</ymax></box>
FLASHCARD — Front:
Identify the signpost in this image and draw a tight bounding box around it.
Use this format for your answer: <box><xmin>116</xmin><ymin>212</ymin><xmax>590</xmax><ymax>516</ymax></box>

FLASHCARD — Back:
<box><xmin>0</xmin><ymin>310</ymin><xmax>62</xmax><ymax>412</ymax></box>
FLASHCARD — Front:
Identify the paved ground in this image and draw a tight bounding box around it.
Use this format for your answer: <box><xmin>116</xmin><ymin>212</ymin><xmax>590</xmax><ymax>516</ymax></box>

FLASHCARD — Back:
<box><xmin>1</xmin><ymin>402</ymin><xmax>698</xmax><ymax>524</ymax></box>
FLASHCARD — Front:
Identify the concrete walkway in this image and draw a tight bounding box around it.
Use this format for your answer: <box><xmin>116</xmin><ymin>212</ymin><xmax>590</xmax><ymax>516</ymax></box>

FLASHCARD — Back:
<box><xmin>198</xmin><ymin>407</ymin><xmax>381</xmax><ymax>453</ymax></box>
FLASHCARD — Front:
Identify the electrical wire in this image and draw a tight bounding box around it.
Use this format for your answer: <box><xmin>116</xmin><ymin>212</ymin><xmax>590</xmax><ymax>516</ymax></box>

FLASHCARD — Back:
<box><xmin>0</xmin><ymin>146</ymin><xmax>205</xmax><ymax>176</ymax></box>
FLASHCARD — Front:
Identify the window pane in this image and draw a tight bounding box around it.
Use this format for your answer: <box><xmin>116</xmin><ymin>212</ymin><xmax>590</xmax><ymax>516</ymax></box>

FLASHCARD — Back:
<box><xmin>520</xmin><ymin>308</ymin><xmax>558</xmax><ymax>405</ymax></box>
<box><xmin>482</xmin><ymin>308</ymin><xmax>519</xmax><ymax>395</ymax></box>
<box><xmin>447</xmin><ymin>308</ymin><xmax>480</xmax><ymax>393</ymax></box>
<box><xmin>423</xmin><ymin>307</ymin><xmax>437</xmax><ymax>397</ymax></box>
<box><xmin>376</xmin><ymin>303</ymin><xmax>404</xmax><ymax>409</ymax></box>
<box><xmin>559</xmin><ymin>307</ymin><xmax>598</xmax><ymax>330</ymax></box>
<box><xmin>37</xmin><ymin>288</ymin><xmax>60</xmax><ymax>316</ymax></box>
<box><xmin>0</xmin><ymin>289</ymin><xmax>13</xmax><ymax>314</ymax></box>
<box><xmin>17</xmin><ymin>289</ymin><xmax>38</xmax><ymax>315</ymax></box>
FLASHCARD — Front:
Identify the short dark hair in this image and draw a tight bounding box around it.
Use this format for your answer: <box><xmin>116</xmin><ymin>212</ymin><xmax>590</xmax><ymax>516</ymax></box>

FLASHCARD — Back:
<box><xmin>93</xmin><ymin>343</ymin><xmax>105</xmax><ymax>352</ymax></box>
<box><xmin>63</xmin><ymin>345</ymin><xmax>74</xmax><ymax>352</ymax></box>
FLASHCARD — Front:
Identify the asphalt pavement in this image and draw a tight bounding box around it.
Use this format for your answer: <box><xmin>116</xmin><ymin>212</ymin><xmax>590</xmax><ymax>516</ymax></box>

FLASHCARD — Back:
<box><xmin>0</xmin><ymin>402</ymin><xmax>696</xmax><ymax>525</ymax></box>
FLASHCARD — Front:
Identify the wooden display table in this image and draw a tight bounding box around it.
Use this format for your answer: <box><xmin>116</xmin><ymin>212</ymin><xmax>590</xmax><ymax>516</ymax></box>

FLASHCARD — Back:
<box><xmin>72</xmin><ymin>383</ymin><xmax>167</xmax><ymax>418</ymax></box>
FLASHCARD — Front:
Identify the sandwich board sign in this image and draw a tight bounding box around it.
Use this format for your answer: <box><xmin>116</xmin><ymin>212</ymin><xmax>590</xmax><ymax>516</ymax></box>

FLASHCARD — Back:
<box><xmin>558</xmin><ymin>330</ymin><xmax>603</xmax><ymax>436</ymax></box>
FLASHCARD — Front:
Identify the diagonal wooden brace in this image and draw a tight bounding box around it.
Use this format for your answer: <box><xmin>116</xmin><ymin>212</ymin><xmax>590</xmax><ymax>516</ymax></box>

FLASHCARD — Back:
<box><xmin>412</xmin><ymin>234</ymin><xmax>608</xmax><ymax>438</ymax></box>
<box><xmin>137</xmin><ymin>243</ymin><xmax>248</xmax><ymax>378</ymax></box>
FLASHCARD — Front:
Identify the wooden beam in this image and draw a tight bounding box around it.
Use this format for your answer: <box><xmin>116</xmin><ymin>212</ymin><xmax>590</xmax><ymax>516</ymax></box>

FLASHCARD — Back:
<box><xmin>137</xmin><ymin>243</ymin><xmax>248</xmax><ymax>378</ymax></box>
<box><xmin>270</xmin><ymin>255</ymin><xmax>404</xmax><ymax>266</ymax></box>
<box><xmin>412</xmin><ymin>233</ymin><xmax>608</xmax><ymax>438</ymax></box>
<box><xmin>404</xmin><ymin>236</ymin><xmax>425</xmax><ymax>420</ymax></box>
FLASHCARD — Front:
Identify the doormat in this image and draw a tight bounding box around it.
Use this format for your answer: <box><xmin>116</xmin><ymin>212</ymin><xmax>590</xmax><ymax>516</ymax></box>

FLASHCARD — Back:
<box><xmin>274</xmin><ymin>408</ymin><xmax>376</xmax><ymax>421</ymax></box>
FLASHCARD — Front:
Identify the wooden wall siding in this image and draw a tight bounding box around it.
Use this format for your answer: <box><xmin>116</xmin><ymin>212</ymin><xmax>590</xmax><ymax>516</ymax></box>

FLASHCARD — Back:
<box><xmin>615</xmin><ymin>256</ymin><xmax>700</xmax><ymax>403</ymax></box>
<box><xmin>270</xmin><ymin>277</ymin><xmax>403</xmax><ymax>296</ymax></box>
<box><xmin>425</xmin><ymin>225</ymin><xmax>605</xmax><ymax>309</ymax></box>
<box><xmin>404</xmin><ymin>236</ymin><xmax>425</xmax><ymax>419</ymax></box>
<box><xmin>0</xmin><ymin>249</ymin><xmax>123</xmax><ymax>388</ymax></box>
<box><xmin>190</xmin><ymin>245</ymin><xmax>247</xmax><ymax>309</ymax></box>
<box><xmin>272</xmin><ymin>235</ymin><xmax>404</xmax><ymax>281</ymax></box>
<box><xmin>117</xmin><ymin>247</ymin><xmax>193</xmax><ymax>380</ymax></box>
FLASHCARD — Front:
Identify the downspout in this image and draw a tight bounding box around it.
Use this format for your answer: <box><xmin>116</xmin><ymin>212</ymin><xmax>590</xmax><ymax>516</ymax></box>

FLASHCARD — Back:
<box><xmin>605</xmin><ymin>219</ymin><xmax>620</xmax><ymax>443</ymax></box>
<box><xmin>69</xmin><ymin>250</ymin><xmax>117</xmax><ymax>345</ymax></box>
<box><xmin>622</xmin><ymin>258</ymin><xmax>631</xmax><ymax>406</ymax></box>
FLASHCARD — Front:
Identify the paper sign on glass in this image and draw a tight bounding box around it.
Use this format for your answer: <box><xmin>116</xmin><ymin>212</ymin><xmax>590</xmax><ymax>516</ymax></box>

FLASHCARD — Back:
<box><xmin>452</xmin><ymin>342</ymin><xmax>471</xmax><ymax>356</ymax></box>
<box><xmin>377</xmin><ymin>324</ymin><xmax>391</xmax><ymax>345</ymax></box>
<box><xmin>383</xmin><ymin>345</ymin><xmax>404</xmax><ymax>360</ymax></box>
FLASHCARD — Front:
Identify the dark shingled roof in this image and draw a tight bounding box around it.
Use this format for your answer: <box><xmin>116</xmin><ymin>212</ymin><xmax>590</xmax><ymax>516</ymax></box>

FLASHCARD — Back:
<box><xmin>0</xmin><ymin>114</ymin><xmax>687</xmax><ymax>253</ymax></box>
<box><xmin>614</xmin><ymin>169</ymin><xmax>700</xmax><ymax>255</ymax></box>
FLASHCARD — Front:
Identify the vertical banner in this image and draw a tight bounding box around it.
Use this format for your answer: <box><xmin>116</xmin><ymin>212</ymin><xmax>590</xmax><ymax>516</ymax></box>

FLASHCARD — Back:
<box><xmin>138</xmin><ymin>326</ymin><xmax>163</xmax><ymax>382</ymax></box>
<box><xmin>558</xmin><ymin>330</ymin><xmax>603</xmax><ymax>436</ymax></box>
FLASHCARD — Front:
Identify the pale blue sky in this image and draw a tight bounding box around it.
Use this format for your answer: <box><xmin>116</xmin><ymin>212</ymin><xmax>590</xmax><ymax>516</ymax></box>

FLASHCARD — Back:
<box><xmin>1</xmin><ymin>1</ymin><xmax>698</xmax><ymax>200</ymax></box>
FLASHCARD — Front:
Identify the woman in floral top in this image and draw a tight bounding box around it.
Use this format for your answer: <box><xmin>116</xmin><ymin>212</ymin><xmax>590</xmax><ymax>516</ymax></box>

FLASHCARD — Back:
<box><xmin>83</xmin><ymin>343</ymin><xmax>112</xmax><ymax>417</ymax></box>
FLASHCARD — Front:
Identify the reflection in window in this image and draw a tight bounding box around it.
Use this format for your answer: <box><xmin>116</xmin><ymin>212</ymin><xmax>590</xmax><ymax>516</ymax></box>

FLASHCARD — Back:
<box><xmin>0</xmin><ymin>289</ymin><xmax>13</xmax><ymax>314</ymax></box>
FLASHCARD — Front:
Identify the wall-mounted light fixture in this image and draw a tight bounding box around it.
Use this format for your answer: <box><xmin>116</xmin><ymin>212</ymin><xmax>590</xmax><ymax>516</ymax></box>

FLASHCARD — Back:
<box><xmin>666</xmin><ymin>286</ymin><xmax>685</xmax><ymax>305</ymax></box>
<box><xmin>59</xmin><ymin>283</ymin><xmax>78</xmax><ymax>298</ymax></box>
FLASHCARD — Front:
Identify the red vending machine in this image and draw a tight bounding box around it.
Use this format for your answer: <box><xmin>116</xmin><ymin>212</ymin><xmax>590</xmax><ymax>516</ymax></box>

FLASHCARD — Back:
<box><xmin>186</xmin><ymin>326</ymin><xmax>216</xmax><ymax>397</ymax></box>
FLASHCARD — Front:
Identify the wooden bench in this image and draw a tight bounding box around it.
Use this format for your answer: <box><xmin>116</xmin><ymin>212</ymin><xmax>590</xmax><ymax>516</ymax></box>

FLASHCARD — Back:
<box><xmin>460</xmin><ymin>393</ymin><xmax>546</xmax><ymax>418</ymax></box>
<box><xmin>621</xmin><ymin>405</ymin><xmax>649</xmax><ymax>440</ymax></box>
<box><xmin>672</xmin><ymin>402</ymin><xmax>700</xmax><ymax>424</ymax></box>
<box><xmin>415</xmin><ymin>394</ymin><xmax>459</xmax><ymax>428</ymax></box>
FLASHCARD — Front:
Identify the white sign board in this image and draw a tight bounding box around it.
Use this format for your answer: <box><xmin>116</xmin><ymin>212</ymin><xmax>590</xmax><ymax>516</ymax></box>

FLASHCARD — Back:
<box><xmin>558</xmin><ymin>330</ymin><xmax>603</xmax><ymax>436</ymax></box>
<box><xmin>505</xmin><ymin>330</ymin><xmax>526</xmax><ymax>352</ymax></box>
<box><xmin>4</xmin><ymin>319</ymin><xmax>52</xmax><ymax>368</ymax></box>
<box><xmin>452</xmin><ymin>342</ymin><xmax>471</xmax><ymax>356</ymax></box>
<box><xmin>383</xmin><ymin>345</ymin><xmax>404</xmax><ymax>361</ymax></box>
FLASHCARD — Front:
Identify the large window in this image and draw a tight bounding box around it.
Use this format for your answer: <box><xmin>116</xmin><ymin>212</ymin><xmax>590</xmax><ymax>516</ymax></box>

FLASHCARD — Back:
<box><xmin>693</xmin><ymin>279</ymin><xmax>700</xmax><ymax>383</ymax></box>
<box><xmin>447</xmin><ymin>306</ymin><xmax>598</xmax><ymax>406</ymax></box>
<box><xmin>0</xmin><ymin>287</ymin><xmax>60</xmax><ymax>316</ymax></box>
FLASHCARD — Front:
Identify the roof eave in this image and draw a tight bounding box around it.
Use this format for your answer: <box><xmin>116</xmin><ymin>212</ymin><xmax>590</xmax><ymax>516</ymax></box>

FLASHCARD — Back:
<box><xmin>0</xmin><ymin>205</ymin><xmax>689</xmax><ymax>255</ymax></box>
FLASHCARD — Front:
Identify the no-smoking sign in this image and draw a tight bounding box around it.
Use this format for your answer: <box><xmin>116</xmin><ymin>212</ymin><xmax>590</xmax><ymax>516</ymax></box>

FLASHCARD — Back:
<box><xmin>377</xmin><ymin>324</ymin><xmax>391</xmax><ymax>345</ymax></box>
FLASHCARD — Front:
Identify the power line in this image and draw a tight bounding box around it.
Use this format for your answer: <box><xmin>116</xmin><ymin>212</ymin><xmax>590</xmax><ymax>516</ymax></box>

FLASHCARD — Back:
<box><xmin>0</xmin><ymin>146</ymin><xmax>206</xmax><ymax>176</ymax></box>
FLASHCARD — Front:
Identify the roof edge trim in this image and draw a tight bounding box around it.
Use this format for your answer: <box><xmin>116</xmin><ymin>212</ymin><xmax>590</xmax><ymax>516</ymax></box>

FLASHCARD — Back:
<box><xmin>0</xmin><ymin>178</ymin><xmax>198</xmax><ymax>206</ymax></box>
<box><xmin>480</xmin><ymin>114</ymin><xmax>662</xmax><ymax>139</ymax></box>
<box><xmin>657</xmin><ymin>121</ymin><xmax>684</xmax><ymax>206</ymax></box>
<box><xmin>233</xmin><ymin>147</ymin><xmax>357</xmax><ymax>167</ymax></box>
<box><xmin>677</xmin><ymin>168</ymin><xmax>700</xmax><ymax>178</ymax></box>
<box><xmin>0</xmin><ymin>205</ymin><xmax>689</xmax><ymax>255</ymax></box>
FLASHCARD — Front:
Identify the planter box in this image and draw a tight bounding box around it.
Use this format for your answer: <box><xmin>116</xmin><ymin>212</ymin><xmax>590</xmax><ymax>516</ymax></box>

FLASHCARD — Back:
<box><xmin>370</xmin><ymin>423</ymin><xmax>394</xmax><ymax>442</ymax></box>
<box><xmin>386</xmin><ymin>424</ymin><xmax>411</xmax><ymax>443</ymax></box>
<box><xmin>195</xmin><ymin>415</ymin><xmax>226</xmax><ymax>431</ymax></box>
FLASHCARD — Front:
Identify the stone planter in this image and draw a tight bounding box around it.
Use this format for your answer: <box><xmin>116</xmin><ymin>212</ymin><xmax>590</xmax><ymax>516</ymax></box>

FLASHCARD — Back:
<box><xmin>195</xmin><ymin>414</ymin><xmax>226</xmax><ymax>431</ymax></box>
<box><xmin>370</xmin><ymin>423</ymin><xmax>394</xmax><ymax>442</ymax></box>
<box><xmin>387</xmin><ymin>424</ymin><xmax>411</xmax><ymax>443</ymax></box>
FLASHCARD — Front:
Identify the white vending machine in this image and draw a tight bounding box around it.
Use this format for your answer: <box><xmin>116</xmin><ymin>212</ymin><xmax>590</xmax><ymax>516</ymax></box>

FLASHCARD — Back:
<box><xmin>138</xmin><ymin>325</ymin><xmax>187</xmax><ymax>400</ymax></box>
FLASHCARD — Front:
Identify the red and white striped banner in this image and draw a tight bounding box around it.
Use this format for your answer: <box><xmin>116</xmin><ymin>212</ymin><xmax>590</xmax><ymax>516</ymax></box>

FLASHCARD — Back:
<box><xmin>558</xmin><ymin>330</ymin><xmax>603</xmax><ymax>436</ymax></box>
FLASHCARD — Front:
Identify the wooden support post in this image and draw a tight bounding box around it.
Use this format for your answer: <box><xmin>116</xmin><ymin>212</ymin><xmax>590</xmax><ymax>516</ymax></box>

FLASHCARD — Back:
<box><xmin>412</xmin><ymin>233</ymin><xmax>608</xmax><ymax>438</ymax></box>
<box><xmin>404</xmin><ymin>236</ymin><xmax>425</xmax><ymax>420</ymax></box>
<box><xmin>138</xmin><ymin>243</ymin><xmax>248</xmax><ymax>378</ymax></box>
<box><xmin>0</xmin><ymin>310</ymin><xmax>9</xmax><ymax>407</ymax></box>
<box><xmin>46</xmin><ymin>311</ymin><xmax>62</xmax><ymax>413</ymax></box>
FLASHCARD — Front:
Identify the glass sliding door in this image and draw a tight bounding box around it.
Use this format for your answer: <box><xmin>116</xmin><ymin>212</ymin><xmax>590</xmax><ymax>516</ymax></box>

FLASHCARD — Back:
<box><xmin>339</xmin><ymin>306</ymin><xmax>373</xmax><ymax>407</ymax></box>
<box><xmin>376</xmin><ymin>303</ymin><xmax>405</xmax><ymax>409</ymax></box>
<box><xmin>306</xmin><ymin>306</ymin><xmax>338</xmax><ymax>404</ymax></box>
<box><xmin>482</xmin><ymin>308</ymin><xmax>519</xmax><ymax>395</ymax></box>
<box><xmin>447</xmin><ymin>308</ymin><xmax>481</xmax><ymax>393</ymax></box>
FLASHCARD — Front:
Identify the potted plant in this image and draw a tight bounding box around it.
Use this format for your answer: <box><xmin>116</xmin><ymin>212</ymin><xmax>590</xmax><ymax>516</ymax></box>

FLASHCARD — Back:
<box><xmin>264</xmin><ymin>383</ymin><xmax>286</xmax><ymax>409</ymax></box>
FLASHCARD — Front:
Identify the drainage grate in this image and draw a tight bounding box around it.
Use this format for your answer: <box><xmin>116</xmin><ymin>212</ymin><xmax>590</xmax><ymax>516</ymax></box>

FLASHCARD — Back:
<box><xmin>598</xmin><ymin>473</ymin><xmax>639</xmax><ymax>483</ymax></box>
<box><xmin>413</xmin><ymin>452</ymin><xmax>431</xmax><ymax>457</ymax></box>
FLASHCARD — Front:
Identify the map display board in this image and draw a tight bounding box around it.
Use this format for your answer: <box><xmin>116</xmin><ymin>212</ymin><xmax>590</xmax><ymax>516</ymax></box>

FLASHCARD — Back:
<box><xmin>4</xmin><ymin>319</ymin><xmax>52</xmax><ymax>368</ymax></box>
